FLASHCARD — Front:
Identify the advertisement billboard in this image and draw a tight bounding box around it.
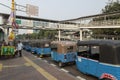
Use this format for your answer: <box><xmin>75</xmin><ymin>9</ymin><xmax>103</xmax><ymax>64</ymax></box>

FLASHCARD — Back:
<box><xmin>26</xmin><ymin>4</ymin><xmax>39</xmax><ymax>16</ymax></box>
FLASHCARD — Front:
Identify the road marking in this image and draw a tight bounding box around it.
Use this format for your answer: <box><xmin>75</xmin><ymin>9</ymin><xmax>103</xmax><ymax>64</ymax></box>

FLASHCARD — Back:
<box><xmin>60</xmin><ymin>68</ymin><xmax>69</xmax><ymax>73</ymax></box>
<box><xmin>34</xmin><ymin>56</ymin><xmax>37</xmax><ymax>58</ymax></box>
<box><xmin>2</xmin><ymin>63</ymin><xmax>31</xmax><ymax>68</ymax></box>
<box><xmin>24</xmin><ymin>63</ymin><xmax>31</xmax><ymax>66</ymax></box>
<box><xmin>37</xmin><ymin>58</ymin><xmax>42</xmax><ymax>60</ymax></box>
<box><xmin>43</xmin><ymin>60</ymin><xmax>47</xmax><ymax>62</ymax></box>
<box><xmin>23</xmin><ymin>56</ymin><xmax>57</xmax><ymax>80</ymax></box>
<box><xmin>76</xmin><ymin>76</ymin><xmax>86</xmax><ymax>80</ymax></box>
<box><xmin>3</xmin><ymin>65</ymin><xmax>22</xmax><ymax>68</ymax></box>
<box><xmin>0</xmin><ymin>64</ymin><xmax>2</xmax><ymax>71</ymax></box>
<box><xmin>50</xmin><ymin>64</ymin><xmax>56</xmax><ymax>67</ymax></box>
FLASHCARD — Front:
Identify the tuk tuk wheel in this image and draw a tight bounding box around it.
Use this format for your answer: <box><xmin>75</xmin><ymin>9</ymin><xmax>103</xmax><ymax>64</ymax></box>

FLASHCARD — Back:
<box><xmin>37</xmin><ymin>54</ymin><xmax>40</xmax><ymax>57</ymax></box>
<box><xmin>58</xmin><ymin>62</ymin><xmax>64</xmax><ymax>67</ymax></box>
<box><xmin>40</xmin><ymin>55</ymin><xmax>43</xmax><ymax>58</ymax></box>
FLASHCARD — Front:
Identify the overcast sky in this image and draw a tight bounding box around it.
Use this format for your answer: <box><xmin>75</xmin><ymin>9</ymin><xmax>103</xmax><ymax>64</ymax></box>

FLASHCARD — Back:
<box><xmin>0</xmin><ymin>0</ymin><xmax>111</xmax><ymax>20</ymax></box>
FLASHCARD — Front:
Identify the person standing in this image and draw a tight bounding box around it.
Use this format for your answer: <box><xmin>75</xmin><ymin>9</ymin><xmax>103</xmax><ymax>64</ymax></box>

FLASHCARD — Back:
<box><xmin>17</xmin><ymin>41</ymin><xmax>23</xmax><ymax>57</ymax></box>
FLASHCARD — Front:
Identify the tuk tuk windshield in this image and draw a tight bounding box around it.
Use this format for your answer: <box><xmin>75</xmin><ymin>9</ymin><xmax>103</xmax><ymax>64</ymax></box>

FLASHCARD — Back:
<box><xmin>77</xmin><ymin>45</ymin><xmax>100</xmax><ymax>60</ymax></box>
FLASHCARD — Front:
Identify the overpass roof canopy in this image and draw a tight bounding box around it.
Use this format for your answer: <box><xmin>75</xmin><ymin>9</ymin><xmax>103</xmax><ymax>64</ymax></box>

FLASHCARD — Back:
<box><xmin>0</xmin><ymin>13</ymin><xmax>59</xmax><ymax>23</ymax></box>
<box><xmin>62</xmin><ymin>11</ymin><xmax>120</xmax><ymax>22</ymax></box>
<box><xmin>0</xmin><ymin>13</ymin><xmax>77</xmax><ymax>24</ymax></box>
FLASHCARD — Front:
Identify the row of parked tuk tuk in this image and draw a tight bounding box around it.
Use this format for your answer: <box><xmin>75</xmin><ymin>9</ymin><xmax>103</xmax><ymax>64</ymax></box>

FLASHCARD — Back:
<box><xmin>23</xmin><ymin>40</ymin><xmax>77</xmax><ymax>67</ymax></box>
<box><xmin>23</xmin><ymin>39</ymin><xmax>120</xmax><ymax>80</ymax></box>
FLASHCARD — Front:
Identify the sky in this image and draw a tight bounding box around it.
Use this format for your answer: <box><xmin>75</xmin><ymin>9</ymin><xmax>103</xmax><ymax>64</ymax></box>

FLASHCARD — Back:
<box><xmin>0</xmin><ymin>0</ymin><xmax>115</xmax><ymax>34</ymax></box>
<box><xmin>0</xmin><ymin>0</ymin><xmax>110</xmax><ymax>20</ymax></box>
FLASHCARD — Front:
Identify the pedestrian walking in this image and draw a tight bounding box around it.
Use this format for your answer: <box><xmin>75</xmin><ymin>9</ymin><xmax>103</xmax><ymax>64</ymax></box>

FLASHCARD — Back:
<box><xmin>17</xmin><ymin>41</ymin><xmax>23</xmax><ymax>57</ymax></box>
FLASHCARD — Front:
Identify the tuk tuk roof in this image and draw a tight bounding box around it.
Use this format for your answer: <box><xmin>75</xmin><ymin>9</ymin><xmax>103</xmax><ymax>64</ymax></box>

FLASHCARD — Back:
<box><xmin>77</xmin><ymin>40</ymin><xmax>120</xmax><ymax>46</ymax></box>
<box><xmin>51</xmin><ymin>41</ymin><xmax>76</xmax><ymax>46</ymax></box>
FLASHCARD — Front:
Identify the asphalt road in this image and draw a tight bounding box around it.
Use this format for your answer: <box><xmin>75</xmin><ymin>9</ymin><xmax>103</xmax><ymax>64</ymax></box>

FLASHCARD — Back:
<box><xmin>0</xmin><ymin>50</ymin><xmax>98</xmax><ymax>80</ymax></box>
<box><xmin>42</xmin><ymin>56</ymin><xmax>98</xmax><ymax>80</ymax></box>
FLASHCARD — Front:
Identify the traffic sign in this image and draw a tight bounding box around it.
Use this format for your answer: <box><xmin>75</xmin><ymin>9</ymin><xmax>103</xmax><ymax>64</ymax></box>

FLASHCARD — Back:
<box><xmin>16</xmin><ymin>19</ymin><xmax>21</xmax><ymax>24</ymax></box>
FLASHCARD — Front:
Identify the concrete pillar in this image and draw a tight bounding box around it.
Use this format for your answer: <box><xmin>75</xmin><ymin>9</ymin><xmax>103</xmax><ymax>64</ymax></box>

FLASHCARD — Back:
<box><xmin>58</xmin><ymin>30</ymin><xmax>61</xmax><ymax>41</ymax></box>
<box><xmin>80</xmin><ymin>29</ymin><xmax>83</xmax><ymax>41</ymax></box>
<box><xmin>112</xmin><ymin>37</ymin><xmax>114</xmax><ymax>40</ymax></box>
<box><xmin>104</xmin><ymin>37</ymin><xmax>106</xmax><ymax>40</ymax></box>
<box><xmin>7</xmin><ymin>27</ymin><xmax>9</xmax><ymax>36</ymax></box>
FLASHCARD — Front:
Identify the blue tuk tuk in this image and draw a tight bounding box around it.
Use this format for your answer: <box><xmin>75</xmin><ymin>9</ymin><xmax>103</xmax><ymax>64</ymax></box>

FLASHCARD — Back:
<box><xmin>36</xmin><ymin>40</ymin><xmax>51</xmax><ymax>57</ymax></box>
<box><xmin>76</xmin><ymin>40</ymin><xmax>120</xmax><ymax>80</ymax></box>
<box><xmin>51</xmin><ymin>41</ymin><xmax>77</xmax><ymax>67</ymax></box>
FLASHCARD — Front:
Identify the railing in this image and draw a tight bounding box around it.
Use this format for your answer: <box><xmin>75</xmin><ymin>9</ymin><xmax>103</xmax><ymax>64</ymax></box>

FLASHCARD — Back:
<box><xmin>76</xmin><ymin>19</ymin><xmax>120</xmax><ymax>28</ymax></box>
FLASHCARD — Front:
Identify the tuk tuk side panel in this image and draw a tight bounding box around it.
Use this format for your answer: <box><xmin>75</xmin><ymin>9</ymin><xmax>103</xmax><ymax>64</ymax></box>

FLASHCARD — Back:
<box><xmin>51</xmin><ymin>51</ymin><xmax>77</xmax><ymax>63</ymax></box>
<box><xmin>117</xmin><ymin>67</ymin><xmax>120</xmax><ymax>79</ymax></box>
<box><xmin>25</xmin><ymin>45</ymin><xmax>31</xmax><ymax>51</ymax></box>
<box><xmin>51</xmin><ymin>51</ymin><xmax>65</xmax><ymax>62</ymax></box>
<box><xmin>36</xmin><ymin>48</ymin><xmax>43</xmax><ymax>55</ymax></box>
<box><xmin>23</xmin><ymin>44</ymin><xmax>27</xmax><ymax>50</ymax></box>
<box><xmin>29</xmin><ymin>46</ymin><xmax>33</xmax><ymax>52</ymax></box>
<box><xmin>76</xmin><ymin>56</ymin><xmax>89</xmax><ymax>74</ymax></box>
<box><xmin>76</xmin><ymin>56</ymin><xmax>119</xmax><ymax>79</ymax></box>
<box><xmin>97</xmin><ymin>63</ymin><xmax>120</xmax><ymax>80</ymax></box>
<box><xmin>66</xmin><ymin>52</ymin><xmax>77</xmax><ymax>62</ymax></box>
<box><xmin>51</xmin><ymin>51</ymin><xmax>58</xmax><ymax>61</ymax></box>
<box><xmin>85</xmin><ymin>58</ymin><xmax>99</xmax><ymax>76</ymax></box>
<box><xmin>42</xmin><ymin>48</ymin><xmax>51</xmax><ymax>55</ymax></box>
<box><xmin>59</xmin><ymin>52</ymin><xmax>77</xmax><ymax>63</ymax></box>
<box><xmin>31</xmin><ymin>47</ymin><xmax>37</xmax><ymax>53</ymax></box>
<box><xmin>29</xmin><ymin>46</ymin><xmax>32</xmax><ymax>52</ymax></box>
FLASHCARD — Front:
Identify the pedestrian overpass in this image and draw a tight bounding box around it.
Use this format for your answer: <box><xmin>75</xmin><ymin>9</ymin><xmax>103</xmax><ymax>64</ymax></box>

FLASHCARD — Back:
<box><xmin>0</xmin><ymin>11</ymin><xmax>120</xmax><ymax>40</ymax></box>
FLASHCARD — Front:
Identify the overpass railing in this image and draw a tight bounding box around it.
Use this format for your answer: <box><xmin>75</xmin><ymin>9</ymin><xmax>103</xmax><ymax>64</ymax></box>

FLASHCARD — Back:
<box><xmin>76</xmin><ymin>19</ymin><xmax>120</xmax><ymax>28</ymax></box>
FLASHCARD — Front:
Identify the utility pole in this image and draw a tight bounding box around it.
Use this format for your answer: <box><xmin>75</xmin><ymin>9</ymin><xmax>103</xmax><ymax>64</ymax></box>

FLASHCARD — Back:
<box><xmin>12</xmin><ymin>0</ymin><xmax>15</xmax><ymax>29</ymax></box>
<box><xmin>7</xmin><ymin>0</ymin><xmax>16</xmax><ymax>42</ymax></box>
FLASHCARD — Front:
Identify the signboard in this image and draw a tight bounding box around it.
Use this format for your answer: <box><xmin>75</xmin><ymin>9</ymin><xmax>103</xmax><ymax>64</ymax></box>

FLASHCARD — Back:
<box><xmin>33</xmin><ymin>21</ymin><xmax>49</xmax><ymax>28</ymax></box>
<box><xmin>16</xmin><ymin>19</ymin><xmax>21</xmax><ymax>24</ymax></box>
<box><xmin>20</xmin><ymin>19</ymin><xmax>33</xmax><ymax>27</ymax></box>
<box><xmin>26</xmin><ymin>4</ymin><xmax>39</xmax><ymax>16</ymax></box>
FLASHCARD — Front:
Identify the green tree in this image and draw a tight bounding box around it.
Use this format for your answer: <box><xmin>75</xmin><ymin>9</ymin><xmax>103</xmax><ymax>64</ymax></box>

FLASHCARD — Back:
<box><xmin>92</xmin><ymin>0</ymin><xmax>120</xmax><ymax>35</ymax></box>
<box><xmin>17</xmin><ymin>29</ymin><xmax>57</xmax><ymax>40</ymax></box>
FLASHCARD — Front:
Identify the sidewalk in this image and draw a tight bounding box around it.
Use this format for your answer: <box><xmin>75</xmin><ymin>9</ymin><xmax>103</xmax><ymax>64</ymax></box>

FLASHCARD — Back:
<box><xmin>0</xmin><ymin>50</ymin><xmax>77</xmax><ymax>80</ymax></box>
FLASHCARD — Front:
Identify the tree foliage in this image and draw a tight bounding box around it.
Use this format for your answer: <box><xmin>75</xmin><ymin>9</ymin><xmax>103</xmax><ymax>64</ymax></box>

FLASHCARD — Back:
<box><xmin>102</xmin><ymin>0</ymin><xmax>120</xmax><ymax>13</ymax></box>
<box><xmin>92</xmin><ymin>1</ymin><xmax>120</xmax><ymax>35</ymax></box>
<box><xmin>17</xmin><ymin>30</ymin><xmax>57</xmax><ymax>40</ymax></box>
